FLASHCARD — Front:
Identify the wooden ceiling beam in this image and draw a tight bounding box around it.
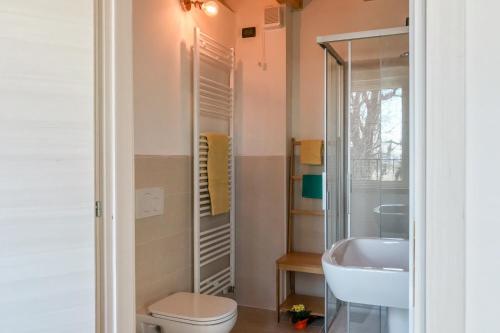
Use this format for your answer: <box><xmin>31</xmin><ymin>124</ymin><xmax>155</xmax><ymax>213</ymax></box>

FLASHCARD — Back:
<box><xmin>276</xmin><ymin>0</ymin><xmax>303</xmax><ymax>10</ymax></box>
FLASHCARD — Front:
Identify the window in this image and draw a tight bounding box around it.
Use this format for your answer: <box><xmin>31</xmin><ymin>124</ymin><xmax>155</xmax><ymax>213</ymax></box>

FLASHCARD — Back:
<box><xmin>350</xmin><ymin>87</ymin><xmax>406</xmax><ymax>183</ymax></box>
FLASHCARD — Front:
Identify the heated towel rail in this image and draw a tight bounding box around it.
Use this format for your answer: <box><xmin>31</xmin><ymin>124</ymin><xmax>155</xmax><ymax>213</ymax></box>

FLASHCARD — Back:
<box><xmin>193</xmin><ymin>28</ymin><xmax>235</xmax><ymax>296</ymax></box>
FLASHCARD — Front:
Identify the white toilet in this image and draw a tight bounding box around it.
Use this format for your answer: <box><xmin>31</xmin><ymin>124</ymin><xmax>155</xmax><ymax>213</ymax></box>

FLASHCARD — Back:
<box><xmin>136</xmin><ymin>292</ymin><xmax>238</xmax><ymax>333</ymax></box>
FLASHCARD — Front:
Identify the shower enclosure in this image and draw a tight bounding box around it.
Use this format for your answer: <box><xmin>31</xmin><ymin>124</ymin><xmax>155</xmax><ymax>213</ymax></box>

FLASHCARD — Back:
<box><xmin>318</xmin><ymin>27</ymin><xmax>410</xmax><ymax>333</ymax></box>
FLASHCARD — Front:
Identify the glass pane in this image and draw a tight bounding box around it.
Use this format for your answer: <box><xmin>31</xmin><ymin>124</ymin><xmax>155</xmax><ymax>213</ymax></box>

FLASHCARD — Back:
<box><xmin>379</xmin><ymin>34</ymin><xmax>409</xmax><ymax>239</ymax></box>
<box><xmin>348</xmin><ymin>304</ymin><xmax>387</xmax><ymax>333</ymax></box>
<box><xmin>323</xmin><ymin>33</ymin><xmax>409</xmax><ymax>333</ymax></box>
<box><xmin>324</xmin><ymin>48</ymin><xmax>344</xmax><ymax>331</ymax></box>
<box><xmin>347</xmin><ymin>34</ymin><xmax>409</xmax><ymax>333</ymax></box>
<box><xmin>349</xmin><ymin>34</ymin><xmax>409</xmax><ymax>240</ymax></box>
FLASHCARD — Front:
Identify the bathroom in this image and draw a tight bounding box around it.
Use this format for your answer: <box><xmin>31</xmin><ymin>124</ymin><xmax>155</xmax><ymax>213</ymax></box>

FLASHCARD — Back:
<box><xmin>0</xmin><ymin>0</ymin><xmax>500</xmax><ymax>333</ymax></box>
<box><xmin>133</xmin><ymin>0</ymin><xmax>409</xmax><ymax>332</ymax></box>
<box><xmin>4</xmin><ymin>0</ymin><xmax>500</xmax><ymax>332</ymax></box>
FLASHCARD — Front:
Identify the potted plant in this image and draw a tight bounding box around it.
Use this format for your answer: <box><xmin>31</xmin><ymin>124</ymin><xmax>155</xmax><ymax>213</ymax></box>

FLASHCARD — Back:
<box><xmin>288</xmin><ymin>304</ymin><xmax>311</xmax><ymax>330</ymax></box>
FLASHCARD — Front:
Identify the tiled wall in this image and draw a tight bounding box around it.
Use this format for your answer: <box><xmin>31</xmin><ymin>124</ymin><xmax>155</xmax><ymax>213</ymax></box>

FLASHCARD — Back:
<box><xmin>135</xmin><ymin>155</ymin><xmax>193</xmax><ymax>310</ymax></box>
<box><xmin>235</xmin><ymin>156</ymin><xmax>287</xmax><ymax>310</ymax></box>
<box><xmin>135</xmin><ymin>154</ymin><xmax>288</xmax><ymax>311</ymax></box>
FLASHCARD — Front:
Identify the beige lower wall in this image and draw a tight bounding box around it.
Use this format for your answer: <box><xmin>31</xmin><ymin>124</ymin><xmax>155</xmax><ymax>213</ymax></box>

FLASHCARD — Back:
<box><xmin>134</xmin><ymin>154</ymin><xmax>296</xmax><ymax>310</ymax></box>
<box><xmin>135</xmin><ymin>155</ymin><xmax>193</xmax><ymax>310</ymax></box>
<box><xmin>235</xmin><ymin>156</ymin><xmax>287</xmax><ymax>310</ymax></box>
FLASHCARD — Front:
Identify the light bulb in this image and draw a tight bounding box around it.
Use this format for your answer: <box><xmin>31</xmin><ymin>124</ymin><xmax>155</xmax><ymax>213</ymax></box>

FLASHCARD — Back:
<box><xmin>201</xmin><ymin>1</ymin><xmax>219</xmax><ymax>17</ymax></box>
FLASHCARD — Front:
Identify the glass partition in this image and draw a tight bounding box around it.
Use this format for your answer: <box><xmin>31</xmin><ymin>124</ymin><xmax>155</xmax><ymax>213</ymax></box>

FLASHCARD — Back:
<box><xmin>322</xmin><ymin>31</ymin><xmax>409</xmax><ymax>333</ymax></box>
<box><xmin>350</xmin><ymin>34</ymin><xmax>409</xmax><ymax>240</ymax></box>
<box><xmin>348</xmin><ymin>33</ymin><xmax>409</xmax><ymax>333</ymax></box>
<box><xmin>323</xmin><ymin>47</ymin><xmax>344</xmax><ymax>331</ymax></box>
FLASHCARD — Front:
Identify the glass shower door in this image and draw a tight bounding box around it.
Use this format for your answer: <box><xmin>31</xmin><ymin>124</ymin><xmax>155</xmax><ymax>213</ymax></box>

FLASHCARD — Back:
<box><xmin>323</xmin><ymin>48</ymin><xmax>344</xmax><ymax>332</ymax></box>
<box><xmin>348</xmin><ymin>34</ymin><xmax>409</xmax><ymax>240</ymax></box>
<box><xmin>346</xmin><ymin>33</ymin><xmax>409</xmax><ymax>333</ymax></box>
<box><xmin>321</xmin><ymin>30</ymin><xmax>409</xmax><ymax>333</ymax></box>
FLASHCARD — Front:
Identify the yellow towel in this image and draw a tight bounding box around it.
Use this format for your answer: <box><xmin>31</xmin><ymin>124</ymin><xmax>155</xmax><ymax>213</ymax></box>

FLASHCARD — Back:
<box><xmin>203</xmin><ymin>133</ymin><xmax>230</xmax><ymax>215</ymax></box>
<box><xmin>300</xmin><ymin>140</ymin><xmax>323</xmax><ymax>165</ymax></box>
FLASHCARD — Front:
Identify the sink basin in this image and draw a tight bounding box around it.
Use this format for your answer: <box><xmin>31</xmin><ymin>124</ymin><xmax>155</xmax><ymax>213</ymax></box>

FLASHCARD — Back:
<box><xmin>322</xmin><ymin>238</ymin><xmax>409</xmax><ymax>309</ymax></box>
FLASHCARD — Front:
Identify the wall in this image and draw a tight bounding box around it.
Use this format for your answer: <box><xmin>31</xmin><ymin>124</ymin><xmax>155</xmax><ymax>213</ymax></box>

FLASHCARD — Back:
<box><xmin>133</xmin><ymin>0</ymin><xmax>235</xmax><ymax>310</ymax></box>
<box><xmin>134</xmin><ymin>0</ymin><xmax>235</xmax><ymax>156</ymax></box>
<box><xmin>465</xmin><ymin>0</ymin><xmax>500</xmax><ymax>331</ymax></box>
<box><xmin>425</xmin><ymin>0</ymin><xmax>466</xmax><ymax>331</ymax></box>
<box><xmin>227</xmin><ymin>0</ymin><xmax>290</xmax><ymax>310</ymax></box>
<box><xmin>423</xmin><ymin>0</ymin><xmax>500</xmax><ymax>330</ymax></box>
<box><xmin>134</xmin><ymin>156</ymin><xmax>193</xmax><ymax>309</ymax></box>
<box><xmin>426</xmin><ymin>0</ymin><xmax>500</xmax><ymax>332</ymax></box>
<box><xmin>111</xmin><ymin>0</ymin><xmax>136</xmax><ymax>331</ymax></box>
<box><xmin>0</xmin><ymin>1</ymin><xmax>96</xmax><ymax>331</ymax></box>
<box><xmin>134</xmin><ymin>0</ymin><xmax>286</xmax><ymax>311</ymax></box>
<box><xmin>292</xmin><ymin>0</ymin><xmax>409</xmax><ymax>139</ymax></box>
<box><xmin>231</xmin><ymin>0</ymin><xmax>288</xmax><ymax>157</ymax></box>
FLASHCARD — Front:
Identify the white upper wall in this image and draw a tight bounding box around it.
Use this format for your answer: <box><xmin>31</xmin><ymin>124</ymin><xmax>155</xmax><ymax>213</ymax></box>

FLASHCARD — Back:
<box><xmin>133</xmin><ymin>0</ymin><xmax>235</xmax><ymax>156</ymax></box>
<box><xmin>134</xmin><ymin>0</ymin><xmax>407</xmax><ymax>156</ymax></box>
<box><xmin>232</xmin><ymin>0</ymin><xmax>288</xmax><ymax>156</ymax></box>
<box><xmin>292</xmin><ymin>0</ymin><xmax>408</xmax><ymax>139</ymax></box>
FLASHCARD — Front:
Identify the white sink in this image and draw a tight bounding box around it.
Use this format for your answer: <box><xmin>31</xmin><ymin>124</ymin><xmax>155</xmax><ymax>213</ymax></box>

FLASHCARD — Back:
<box><xmin>322</xmin><ymin>238</ymin><xmax>409</xmax><ymax>308</ymax></box>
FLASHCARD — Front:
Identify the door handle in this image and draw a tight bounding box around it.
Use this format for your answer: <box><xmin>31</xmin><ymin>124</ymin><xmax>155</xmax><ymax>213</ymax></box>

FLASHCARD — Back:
<box><xmin>322</xmin><ymin>172</ymin><xmax>327</xmax><ymax>210</ymax></box>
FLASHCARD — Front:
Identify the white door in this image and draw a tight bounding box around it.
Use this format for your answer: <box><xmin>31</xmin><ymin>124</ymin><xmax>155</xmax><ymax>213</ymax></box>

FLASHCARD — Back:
<box><xmin>0</xmin><ymin>1</ymin><xmax>97</xmax><ymax>332</ymax></box>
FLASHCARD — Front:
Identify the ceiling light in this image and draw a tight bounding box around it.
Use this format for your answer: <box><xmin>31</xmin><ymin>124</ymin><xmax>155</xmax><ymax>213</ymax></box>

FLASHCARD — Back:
<box><xmin>201</xmin><ymin>1</ymin><xmax>219</xmax><ymax>16</ymax></box>
<box><xmin>181</xmin><ymin>0</ymin><xmax>219</xmax><ymax>17</ymax></box>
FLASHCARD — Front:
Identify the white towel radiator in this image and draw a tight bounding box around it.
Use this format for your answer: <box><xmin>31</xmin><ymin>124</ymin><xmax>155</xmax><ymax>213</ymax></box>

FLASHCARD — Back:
<box><xmin>193</xmin><ymin>28</ymin><xmax>235</xmax><ymax>295</ymax></box>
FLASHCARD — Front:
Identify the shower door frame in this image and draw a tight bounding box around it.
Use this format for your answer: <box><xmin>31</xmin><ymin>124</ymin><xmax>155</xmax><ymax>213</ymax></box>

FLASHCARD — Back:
<box><xmin>322</xmin><ymin>46</ymin><xmax>346</xmax><ymax>331</ymax></box>
<box><xmin>318</xmin><ymin>26</ymin><xmax>420</xmax><ymax>333</ymax></box>
<box><xmin>320</xmin><ymin>26</ymin><xmax>410</xmax><ymax>240</ymax></box>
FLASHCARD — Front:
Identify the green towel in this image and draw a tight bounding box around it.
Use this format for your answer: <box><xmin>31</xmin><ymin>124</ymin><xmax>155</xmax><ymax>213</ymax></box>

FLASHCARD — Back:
<box><xmin>302</xmin><ymin>174</ymin><xmax>322</xmax><ymax>199</ymax></box>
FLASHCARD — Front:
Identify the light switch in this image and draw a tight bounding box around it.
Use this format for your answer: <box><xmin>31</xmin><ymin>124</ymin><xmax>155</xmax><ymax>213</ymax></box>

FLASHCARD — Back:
<box><xmin>135</xmin><ymin>187</ymin><xmax>165</xmax><ymax>219</ymax></box>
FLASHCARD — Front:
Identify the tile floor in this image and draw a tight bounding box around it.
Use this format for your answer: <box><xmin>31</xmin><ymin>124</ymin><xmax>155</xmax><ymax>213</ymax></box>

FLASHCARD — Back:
<box><xmin>231</xmin><ymin>304</ymin><xmax>383</xmax><ymax>333</ymax></box>
<box><xmin>231</xmin><ymin>306</ymin><xmax>324</xmax><ymax>333</ymax></box>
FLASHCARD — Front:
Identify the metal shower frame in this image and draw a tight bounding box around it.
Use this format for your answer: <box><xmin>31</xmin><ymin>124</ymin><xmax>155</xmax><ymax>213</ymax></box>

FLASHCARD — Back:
<box><xmin>316</xmin><ymin>26</ymin><xmax>410</xmax><ymax>332</ymax></box>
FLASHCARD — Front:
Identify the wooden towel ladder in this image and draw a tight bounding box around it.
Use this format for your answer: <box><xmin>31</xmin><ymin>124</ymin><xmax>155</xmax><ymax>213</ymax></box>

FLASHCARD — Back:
<box><xmin>275</xmin><ymin>138</ymin><xmax>325</xmax><ymax>322</ymax></box>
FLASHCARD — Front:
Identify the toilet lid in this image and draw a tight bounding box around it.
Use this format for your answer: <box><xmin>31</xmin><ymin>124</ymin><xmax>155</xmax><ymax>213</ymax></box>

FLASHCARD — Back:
<box><xmin>148</xmin><ymin>292</ymin><xmax>237</xmax><ymax>324</ymax></box>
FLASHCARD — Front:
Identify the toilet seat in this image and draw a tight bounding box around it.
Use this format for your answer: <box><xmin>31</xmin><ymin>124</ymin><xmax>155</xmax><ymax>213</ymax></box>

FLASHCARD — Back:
<box><xmin>148</xmin><ymin>292</ymin><xmax>237</xmax><ymax>326</ymax></box>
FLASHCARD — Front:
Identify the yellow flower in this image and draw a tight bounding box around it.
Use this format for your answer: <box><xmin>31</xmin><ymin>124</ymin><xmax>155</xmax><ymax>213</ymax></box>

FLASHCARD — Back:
<box><xmin>291</xmin><ymin>304</ymin><xmax>306</xmax><ymax>312</ymax></box>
